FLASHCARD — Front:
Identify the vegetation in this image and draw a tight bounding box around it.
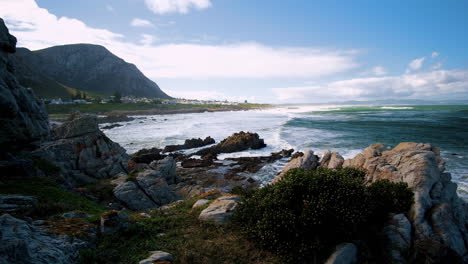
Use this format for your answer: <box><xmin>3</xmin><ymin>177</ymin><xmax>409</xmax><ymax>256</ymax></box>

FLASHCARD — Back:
<box><xmin>234</xmin><ymin>167</ymin><xmax>414</xmax><ymax>263</ymax></box>
<box><xmin>0</xmin><ymin>177</ymin><xmax>105</xmax><ymax>218</ymax></box>
<box><xmin>81</xmin><ymin>197</ymin><xmax>280</xmax><ymax>264</ymax></box>
<box><xmin>46</xmin><ymin>102</ymin><xmax>269</xmax><ymax>115</ymax></box>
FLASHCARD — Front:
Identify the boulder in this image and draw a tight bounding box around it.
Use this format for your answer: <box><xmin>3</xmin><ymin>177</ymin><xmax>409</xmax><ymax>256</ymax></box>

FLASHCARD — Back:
<box><xmin>149</xmin><ymin>156</ymin><xmax>178</xmax><ymax>184</ymax></box>
<box><xmin>198</xmin><ymin>195</ymin><xmax>241</xmax><ymax>224</ymax></box>
<box><xmin>325</xmin><ymin>243</ymin><xmax>358</xmax><ymax>264</ymax></box>
<box><xmin>320</xmin><ymin>150</ymin><xmax>344</xmax><ymax>169</ymax></box>
<box><xmin>139</xmin><ymin>251</ymin><xmax>173</xmax><ymax>264</ymax></box>
<box><xmin>0</xmin><ymin>214</ymin><xmax>88</xmax><ymax>264</ymax></box>
<box><xmin>61</xmin><ymin>211</ymin><xmax>90</xmax><ymax>219</ymax></box>
<box><xmin>192</xmin><ymin>199</ymin><xmax>210</xmax><ymax>209</ymax></box>
<box><xmin>113</xmin><ymin>181</ymin><xmax>158</xmax><ymax>211</ymax></box>
<box><xmin>383</xmin><ymin>214</ymin><xmax>412</xmax><ymax>263</ymax></box>
<box><xmin>100</xmin><ymin>210</ymin><xmax>132</xmax><ymax>234</ymax></box>
<box><xmin>195</xmin><ymin>131</ymin><xmax>266</xmax><ymax>156</ymax></box>
<box><xmin>0</xmin><ymin>18</ymin><xmax>50</xmax><ymax>152</ymax></box>
<box><xmin>181</xmin><ymin>158</ymin><xmax>213</xmax><ymax>168</ymax></box>
<box><xmin>130</xmin><ymin>147</ymin><xmax>165</xmax><ymax>164</ymax></box>
<box><xmin>0</xmin><ymin>194</ymin><xmax>37</xmax><ymax>212</ymax></box>
<box><xmin>163</xmin><ymin>136</ymin><xmax>215</xmax><ymax>152</ymax></box>
<box><xmin>344</xmin><ymin>142</ymin><xmax>468</xmax><ymax>258</ymax></box>
<box><xmin>272</xmin><ymin>150</ymin><xmax>319</xmax><ymax>183</ymax></box>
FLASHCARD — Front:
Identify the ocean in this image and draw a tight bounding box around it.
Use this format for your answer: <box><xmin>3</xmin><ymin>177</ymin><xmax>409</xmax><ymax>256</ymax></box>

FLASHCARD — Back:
<box><xmin>102</xmin><ymin>105</ymin><xmax>468</xmax><ymax>200</ymax></box>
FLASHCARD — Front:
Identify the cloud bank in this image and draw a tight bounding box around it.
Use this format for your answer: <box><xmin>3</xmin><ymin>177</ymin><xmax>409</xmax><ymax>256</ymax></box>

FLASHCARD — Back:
<box><xmin>130</xmin><ymin>18</ymin><xmax>154</xmax><ymax>27</ymax></box>
<box><xmin>144</xmin><ymin>0</ymin><xmax>212</xmax><ymax>14</ymax></box>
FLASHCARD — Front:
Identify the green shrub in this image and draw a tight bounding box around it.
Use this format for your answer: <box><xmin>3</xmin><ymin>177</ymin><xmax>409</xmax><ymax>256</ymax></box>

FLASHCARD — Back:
<box><xmin>368</xmin><ymin>179</ymin><xmax>413</xmax><ymax>221</ymax></box>
<box><xmin>234</xmin><ymin>167</ymin><xmax>413</xmax><ymax>263</ymax></box>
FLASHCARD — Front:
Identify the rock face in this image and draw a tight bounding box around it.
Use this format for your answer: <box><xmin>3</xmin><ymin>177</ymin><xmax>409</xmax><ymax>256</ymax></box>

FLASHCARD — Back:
<box><xmin>0</xmin><ymin>195</ymin><xmax>38</xmax><ymax>212</ymax></box>
<box><xmin>198</xmin><ymin>195</ymin><xmax>241</xmax><ymax>224</ymax></box>
<box><xmin>130</xmin><ymin>147</ymin><xmax>165</xmax><ymax>164</ymax></box>
<box><xmin>344</xmin><ymin>142</ymin><xmax>468</xmax><ymax>259</ymax></box>
<box><xmin>113</xmin><ymin>164</ymin><xmax>179</xmax><ymax>210</ymax></box>
<box><xmin>39</xmin><ymin>114</ymin><xmax>129</xmax><ymax>186</ymax></box>
<box><xmin>383</xmin><ymin>214</ymin><xmax>412</xmax><ymax>263</ymax></box>
<box><xmin>273</xmin><ymin>150</ymin><xmax>319</xmax><ymax>183</ymax></box>
<box><xmin>149</xmin><ymin>157</ymin><xmax>178</xmax><ymax>184</ymax></box>
<box><xmin>0</xmin><ymin>18</ymin><xmax>49</xmax><ymax>152</ymax></box>
<box><xmin>163</xmin><ymin>136</ymin><xmax>215</xmax><ymax>152</ymax></box>
<box><xmin>0</xmin><ymin>214</ymin><xmax>87</xmax><ymax>264</ymax></box>
<box><xmin>325</xmin><ymin>243</ymin><xmax>358</xmax><ymax>264</ymax></box>
<box><xmin>320</xmin><ymin>150</ymin><xmax>344</xmax><ymax>169</ymax></box>
<box><xmin>12</xmin><ymin>44</ymin><xmax>171</xmax><ymax>99</ymax></box>
<box><xmin>139</xmin><ymin>251</ymin><xmax>173</xmax><ymax>264</ymax></box>
<box><xmin>195</xmin><ymin>132</ymin><xmax>266</xmax><ymax>156</ymax></box>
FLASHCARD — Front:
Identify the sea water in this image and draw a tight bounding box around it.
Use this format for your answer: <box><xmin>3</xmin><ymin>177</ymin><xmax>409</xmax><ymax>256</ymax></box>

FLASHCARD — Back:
<box><xmin>103</xmin><ymin>105</ymin><xmax>468</xmax><ymax>200</ymax></box>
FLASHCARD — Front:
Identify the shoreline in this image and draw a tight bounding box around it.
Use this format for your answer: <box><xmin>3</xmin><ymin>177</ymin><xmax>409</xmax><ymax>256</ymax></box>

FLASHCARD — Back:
<box><xmin>100</xmin><ymin>105</ymin><xmax>272</xmax><ymax>116</ymax></box>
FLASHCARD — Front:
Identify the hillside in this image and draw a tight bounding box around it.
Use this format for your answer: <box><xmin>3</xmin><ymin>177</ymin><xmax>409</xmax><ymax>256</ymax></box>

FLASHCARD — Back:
<box><xmin>12</xmin><ymin>44</ymin><xmax>171</xmax><ymax>99</ymax></box>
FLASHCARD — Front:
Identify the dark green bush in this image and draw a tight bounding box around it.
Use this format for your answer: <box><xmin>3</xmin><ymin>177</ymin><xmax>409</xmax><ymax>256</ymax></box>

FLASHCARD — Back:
<box><xmin>234</xmin><ymin>167</ymin><xmax>413</xmax><ymax>263</ymax></box>
<box><xmin>368</xmin><ymin>179</ymin><xmax>413</xmax><ymax>221</ymax></box>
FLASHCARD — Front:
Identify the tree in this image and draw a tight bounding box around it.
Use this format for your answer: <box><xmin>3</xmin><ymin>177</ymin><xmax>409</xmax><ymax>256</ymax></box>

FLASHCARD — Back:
<box><xmin>113</xmin><ymin>90</ymin><xmax>122</xmax><ymax>103</ymax></box>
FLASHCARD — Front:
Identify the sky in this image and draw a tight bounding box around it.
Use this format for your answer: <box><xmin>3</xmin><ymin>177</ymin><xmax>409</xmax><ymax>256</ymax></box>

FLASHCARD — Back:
<box><xmin>1</xmin><ymin>0</ymin><xmax>467</xmax><ymax>103</ymax></box>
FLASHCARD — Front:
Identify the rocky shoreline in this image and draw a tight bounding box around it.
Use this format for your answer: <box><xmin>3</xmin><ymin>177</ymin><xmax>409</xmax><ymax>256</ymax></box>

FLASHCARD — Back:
<box><xmin>1</xmin><ymin>18</ymin><xmax>467</xmax><ymax>264</ymax></box>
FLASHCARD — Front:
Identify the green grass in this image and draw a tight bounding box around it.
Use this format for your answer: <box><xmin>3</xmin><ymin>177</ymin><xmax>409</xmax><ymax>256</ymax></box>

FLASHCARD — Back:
<box><xmin>0</xmin><ymin>177</ymin><xmax>105</xmax><ymax>218</ymax></box>
<box><xmin>81</xmin><ymin>198</ymin><xmax>280</xmax><ymax>264</ymax></box>
<box><xmin>46</xmin><ymin>102</ymin><xmax>269</xmax><ymax>115</ymax></box>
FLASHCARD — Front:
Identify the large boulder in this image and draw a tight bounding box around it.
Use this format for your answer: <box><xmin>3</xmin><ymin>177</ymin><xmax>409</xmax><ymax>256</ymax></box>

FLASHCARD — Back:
<box><xmin>130</xmin><ymin>147</ymin><xmax>164</xmax><ymax>164</ymax></box>
<box><xmin>325</xmin><ymin>243</ymin><xmax>358</xmax><ymax>264</ymax></box>
<box><xmin>383</xmin><ymin>214</ymin><xmax>412</xmax><ymax>263</ymax></box>
<box><xmin>198</xmin><ymin>195</ymin><xmax>241</xmax><ymax>224</ymax></box>
<box><xmin>272</xmin><ymin>150</ymin><xmax>319</xmax><ymax>183</ymax></box>
<box><xmin>149</xmin><ymin>156</ymin><xmax>178</xmax><ymax>184</ymax></box>
<box><xmin>320</xmin><ymin>150</ymin><xmax>344</xmax><ymax>169</ymax></box>
<box><xmin>163</xmin><ymin>136</ymin><xmax>215</xmax><ymax>152</ymax></box>
<box><xmin>195</xmin><ymin>132</ymin><xmax>266</xmax><ymax>156</ymax></box>
<box><xmin>344</xmin><ymin>142</ymin><xmax>468</xmax><ymax>258</ymax></box>
<box><xmin>0</xmin><ymin>214</ymin><xmax>87</xmax><ymax>264</ymax></box>
<box><xmin>38</xmin><ymin>114</ymin><xmax>129</xmax><ymax>186</ymax></box>
<box><xmin>113</xmin><ymin>169</ymin><xmax>179</xmax><ymax>210</ymax></box>
<box><xmin>0</xmin><ymin>19</ymin><xmax>49</xmax><ymax>152</ymax></box>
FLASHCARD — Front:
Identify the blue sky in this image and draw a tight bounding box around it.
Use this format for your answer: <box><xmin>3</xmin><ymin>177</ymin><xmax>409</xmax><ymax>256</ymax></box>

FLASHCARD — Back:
<box><xmin>1</xmin><ymin>0</ymin><xmax>468</xmax><ymax>103</ymax></box>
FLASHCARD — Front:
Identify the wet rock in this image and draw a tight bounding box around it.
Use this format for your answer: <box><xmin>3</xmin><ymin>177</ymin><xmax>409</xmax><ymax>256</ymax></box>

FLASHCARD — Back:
<box><xmin>163</xmin><ymin>136</ymin><xmax>215</xmax><ymax>152</ymax></box>
<box><xmin>130</xmin><ymin>147</ymin><xmax>165</xmax><ymax>164</ymax></box>
<box><xmin>181</xmin><ymin>158</ymin><xmax>213</xmax><ymax>168</ymax></box>
<box><xmin>195</xmin><ymin>131</ymin><xmax>266</xmax><ymax>156</ymax></box>
<box><xmin>0</xmin><ymin>195</ymin><xmax>37</xmax><ymax>212</ymax></box>
<box><xmin>139</xmin><ymin>251</ymin><xmax>173</xmax><ymax>264</ymax></box>
<box><xmin>273</xmin><ymin>150</ymin><xmax>319</xmax><ymax>183</ymax></box>
<box><xmin>100</xmin><ymin>210</ymin><xmax>132</xmax><ymax>234</ymax></box>
<box><xmin>0</xmin><ymin>214</ymin><xmax>88</xmax><ymax>264</ymax></box>
<box><xmin>198</xmin><ymin>195</ymin><xmax>241</xmax><ymax>224</ymax></box>
<box><xmin>344</xmin><ymin>142</ymin><xmax>468</xmax><ymax>258</ymax></box>
<box><xmin>325</xmin><ymin>243</ymin><xmax>358</xmax><ymax>264</ymax></box>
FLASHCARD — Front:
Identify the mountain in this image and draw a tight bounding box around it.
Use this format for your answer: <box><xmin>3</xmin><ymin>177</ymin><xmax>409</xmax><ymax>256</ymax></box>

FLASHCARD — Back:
<box><xmin>11</xmin><ymin>44</ymin><xmax>171</xmax><ymax>99</ymax></box>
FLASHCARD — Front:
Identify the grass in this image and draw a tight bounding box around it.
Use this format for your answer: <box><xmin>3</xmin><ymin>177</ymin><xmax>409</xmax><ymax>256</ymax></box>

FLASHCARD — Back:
<box><xmin>46</xmin><ymin>102</ymin><xmax>269</xmax><ymax>115</ymax></box>
<box><xmin>81</xmin><ymin>197</ymin><xmax>280</xmax><ymax>264</ymax></box>
<box><xmin>0</xmin><ymin>177</ymin><xmax>105</xmax><ymax>218</ymax></box>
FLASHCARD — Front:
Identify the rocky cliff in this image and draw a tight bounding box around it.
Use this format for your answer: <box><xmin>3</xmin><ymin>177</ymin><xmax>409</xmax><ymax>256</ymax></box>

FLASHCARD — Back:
<box><xmin>0</xmin><ymin>18</ymin><xmax>49</xmax><ymax>152</ymax></box>
<box><xmin>12</xmin><ymin>44</ymin><xmax>171</xmax><ymax>99</ymax></box>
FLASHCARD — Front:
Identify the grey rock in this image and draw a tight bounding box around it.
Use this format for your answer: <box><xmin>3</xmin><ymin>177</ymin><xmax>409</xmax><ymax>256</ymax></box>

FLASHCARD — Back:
<box><xmin>383</xmin><ymin>214</ymin><xmax>412</xmax><ymax>263</ymax></box>
<box><xmin>192</xmin><ymin>199</ymin><xmax>210</xmax><ymax>209</ymax></box>
<box><xmin>113</xmin><ymin>181</ymin><xmax>158</xmax><ymax>210</ymax></box>
<box><xmin>61</xmin><ymin>211</ymin><xmax>90</xmax><ymax>219</ymax></box>
<box><xmin>325</xmin><ymin>243</ymin><xmax>358</xmax><ymax>264</ymax></box>
<box><xmin>149</xmin><ymin>156</ymin><xmax>178</xmax><ymax>184</ymax></box>
<box><xmin>139</xmin><ymin>251</ymin><xmax>173</xmax><ymax>264</ymax></box>
<box><xmin>320</xmin><ymin>150</ymin><xmax>344</xmax><ymax>169</ymax></box>
<box><xmin>100</xmin><ymin>210</ymin><xmax>132</xmax><ymax>234</ymax></box>
<box><xmin>0</xmin><ymin>195</ymin><xmax>37</xmax><ymax>212</ymax></box>
<box><xmin>273</xmin><ymin>150</ymin><xmax>319</xmax><ymax>183</ymax></box>
<box><xmin>0</xmin><ymin>214</ymin><xmax>87</xmax><ymax>264</ymax></box>
<box><xmin>198</xmin><ymin>195</ymin><xmax>241</xmax><ymax>224</ymax></box>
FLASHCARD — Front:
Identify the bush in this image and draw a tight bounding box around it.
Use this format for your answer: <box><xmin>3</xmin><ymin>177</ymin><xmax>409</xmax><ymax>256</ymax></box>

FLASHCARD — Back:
<box><xmin>234</xmin><ymin>167</ymin><xmax>413</xmax><ymax>263</ymax></box>
<box><xmin>368</xmin><ymin>179</ymin><xmax>413</xmax><ymax>221</ymax></box>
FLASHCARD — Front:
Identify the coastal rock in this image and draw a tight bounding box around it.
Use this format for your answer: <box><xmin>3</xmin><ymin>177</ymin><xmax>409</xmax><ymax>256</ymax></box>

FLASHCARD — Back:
<box><xmin>320</xmin><ymin>150</ymin><xmax>344</xmax><ymax>169</ymax></box>
<box><xmin>383</xmin><ymin>214</ymin><xmax>412</xmax><ymax>263</ymax></box>
<box><xmin>149</xmin><ymin>156</ymin><xmax>178</xmax><ymax>184</ymax></box>
<box><xmin>192</xmin><ymin>199</ymin><xmax>210</xmax><ymax>209</ymax></box>
<box><xmin>39</xmin><ymin>114</ymin><xmax>129</xmax><ymax>185</ymax></box>
<box><xmin>0</xmin><ymin>194</ymin><xmax>38</xmax><ymax>212</ymax></box>
<box><xmin>273</xmin><ymin>150</ymin><xmax>319</xmax><ymax>183</ymax></box>
<box><xmin>344</xmin><ymin>142</ymin><xmax>468</xmax><ymax>258</ymax></box>
<box><xmin>325</xmin><ymin>243</ymin><xmax>358</xmax><ymax>264</ymax></box>
<box><xmin>100</xmin><ymin>210</ymin><xmax>132</xmax><ymax>234</ymax></box>
<box><xmin>61</xmin><ymin>211</ymin><xmax>90</xmax><ymax>219</ymax></box>
<box><xmin>139</xmin><ymin>251</ymin><xmax>173</xmax><ymax>264</ymax></box>
<box><xmin>195</xmin><ymin>131</ymin><xmax>266</xmax><ymax>156</ymax></box>
<box><xmin>163</xmin><ymin>136</ymin><xmax>215</xmax><ymax>152</ymax></box>
<box><xmin>113</xmin><ymin>169</ymin><xmax>179</xmax><ymax>210</ymax></box>
<box><xmin>130</xmin><ymin>147</ymin><xmax>165</xmax><ymax>164</ymax></box>
<box><xmin>198</xmin><ymin>195</ymin><xmax>241</xmax><ymax>224</ymax></box>
<box><xmin>181</xmin><ymin>158</ymin><xmax>213</xmax><ymax>168</ymax></box>
<box><xmin>0</xmin><ymin>18</ymin><xmax>50</xmax><ymax>152</ymax></box>
<box><xmin>0</xmin><ymin>214</ymin><xmax>87</xmax><ymax>264</ymax></box>
<box><xmin>97</xmin><ymin>114</ymin><xmax>134</xmax><ymax>124</ymax></box>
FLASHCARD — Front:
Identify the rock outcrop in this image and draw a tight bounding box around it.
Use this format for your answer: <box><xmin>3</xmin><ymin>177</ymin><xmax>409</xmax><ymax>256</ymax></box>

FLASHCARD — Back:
<box><xmin>344</xmin><ymin>142</ymin><xmax>468</xmax><ymax>259</ymax></box>
<box><xmin>139</xmin><ymin>251</ymin><xmax>173</xmax><ymax>264</ymax></box>
<box><xmin>0</xmin><ymin>18</ymin><xmax>49</xmax><ymax>152</ymax></box>
<box><xmin>198</xmin><ymin>195</ymin><xmax>241</xmax><ymax>224</ymax></box>
<box><xmin>0</xmin><ymin>214</ymin><xmax>88</xmax><ymax>264</ymax></box>
<box><xmin>383</xmin><ymin>214</ymin><xmax>412</xmax><ymax>263</ymax></box>
<box><xmin>272</xmin><ymin>150</ymin><xmax>319</xmax><ymax>183</ymax></box>
<box><xmin>130</xmin><ymin>147</ymin><xmax>165</xmax><ymax>164</ymax></box>
<box><xmin>0</xmin><ymin>195</ymin><xmax>38</xmax><ymax>212</ymax></box>
<box><xmin>325</xmin><ymin>243</ymin><xmax>358</xmax><ymax>264</ymax></box>
<box><xmin>195</xmin><ymin>132</ymin><xmax>266</xmax><ymax>156</ymax></box>
<box><xmin>163</xmin><ymin>136</ymin><xmax>215</xmax><ymax>152</ymax></box>
<box><xmin>38</xmin><ymin>114</ymin><xmax>129</xmax><ymax>186</ymax></box>
<box><xmin>320</xmin><ymin>150</ymin><xmax>344</xmax><ymax>169</ymax></box>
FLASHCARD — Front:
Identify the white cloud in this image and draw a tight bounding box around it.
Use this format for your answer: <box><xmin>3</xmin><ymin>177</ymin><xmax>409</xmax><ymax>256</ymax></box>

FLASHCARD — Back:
<box><xmin>106</xmin><ymin>4</ymin><xmax>115</xmax><ymax>13</ymax></box>
<box><xmin>272</xmin><ymin>69</ymin><xmax>468</xmax><ymax>102</ymax></box>
<box><xmin>144</xmin><ymin>0</ymin><xmax>212</xmax><ymax>14</ymax></box>
<box><xmin>140</xmin><ymin>34</ymin><xmax>157</xmax><ymax>46</ymax></box>
<box><xmin>432</xmin><ymin>62</ymin><xmax>443</xmax><ymax>70</ymax></box>
<box><xmin>130</xmin><ymin>18</ymin><xmax>154</xmax><ymax>27</ymax></box>
<box><xmin>432</xmin><ymin>51</ymin><xmax>440</xmax><ymax>58</ymax></box>
<box><xmin>406</xmin><ymin>57</ymin><xmax>425</xmax><ymax>73</ymax></box>
<box><xmin>0</xmin><ymin>0</ymin><xmax>358</xmax><ymax>79</ymax></box>
<box><xmin>363</xmin><ymin>66</ymin><xmax>387</xmax><ymax>76</ymax></box>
